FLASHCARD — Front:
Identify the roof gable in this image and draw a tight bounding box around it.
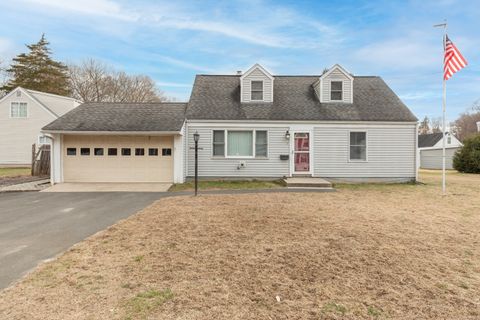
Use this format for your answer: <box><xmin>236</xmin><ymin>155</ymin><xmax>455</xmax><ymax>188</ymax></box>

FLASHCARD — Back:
<box><xmin>0</xmin><ymin>87</ymin><xmax>58</xmax><ymax>118</ymax></box>
<box><xmin>240</xmin><ymin>63</ymin><xmax>274</xmax><ymax>81</ymax></box>
<box><xmin>319</xmin><ymin>64</ymin><xmax>354</xmax><ymax>81</ymax></box>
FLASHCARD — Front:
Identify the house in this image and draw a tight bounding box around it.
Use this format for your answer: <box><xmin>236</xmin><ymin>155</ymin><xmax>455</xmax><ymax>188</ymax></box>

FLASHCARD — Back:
<box><xmin>42</xmin><ymin>64</ymin><xmax>418</xmax><ymax>185</ymax></box>
<box><xmin>0</xmin><ymin>87</ymin><xmax>81</xmax><ymax>166</ymax></box>
<box><xmin>418</xmin><ymin>132</ymin><xmax>462</xmax><ymax>170</ymax></box>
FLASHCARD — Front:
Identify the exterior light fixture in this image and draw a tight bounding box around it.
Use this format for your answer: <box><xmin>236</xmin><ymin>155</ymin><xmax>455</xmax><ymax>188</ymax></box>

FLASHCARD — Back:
<box><xmin>285</xmin><ymin>130</ymin><xmax>290</xmax><ymax>140</ymax></box>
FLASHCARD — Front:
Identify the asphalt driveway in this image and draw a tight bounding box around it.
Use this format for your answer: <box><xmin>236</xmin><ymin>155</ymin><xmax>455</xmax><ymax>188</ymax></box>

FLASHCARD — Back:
<box><xmin>0</xmin><ymin>192</ymin><xmax>165</xmax><ymax>289</ymax></box>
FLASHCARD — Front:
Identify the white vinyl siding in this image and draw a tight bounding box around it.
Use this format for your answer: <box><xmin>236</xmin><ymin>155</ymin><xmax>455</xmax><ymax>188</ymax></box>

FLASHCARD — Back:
<box><xmin>313</xmin><ymin>125</ymin><xmax>416</xmax><ymax>178</ymax></box>
<box><xmin>319</xmin><ymin>67</ymin><xmax>353</xmax><ymax>103</ymax></box>
<box><xmin>241</xmin><ymin>68</ymin><xmax>273</xmax><ymax>102</ymax></box>
<box><xmin>420</xmin><ymin>148</ymin><xmax>459</xmax><ymax>170</ymax></box>
<box><xmin>10</xmin><ymin>102</ymin><xmax>28</xmax><ymax>118</ymax></box>
<box><xmin>187</xmin><ymin>125</ymin><xmax>289</xmax><ymax>178</ymax></box>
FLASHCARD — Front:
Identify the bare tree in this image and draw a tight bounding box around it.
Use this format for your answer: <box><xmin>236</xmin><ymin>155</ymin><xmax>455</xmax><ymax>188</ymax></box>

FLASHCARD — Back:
<box><xmin>68</xmin><ymin>59</ymin><xmax>168</xmax><ymax>103</ymax></box>
<box><xmin>430</xmin><ymin>117</ymin><xmax>443</xmax><ymax>133</ymax></box>
<box><xmin>451</xmin><ymin>100</ymin><xmax>480</xmax><ymax>141</ymax></box>
<box><xmin>0</xmin><ymin>59</ymin><xmax>8</xmax><ymax>98</ymax></box>
<box><xmin>418</xmin><ymin>116</ymin><xmax>430</xmax><ymax>134</ymax></box>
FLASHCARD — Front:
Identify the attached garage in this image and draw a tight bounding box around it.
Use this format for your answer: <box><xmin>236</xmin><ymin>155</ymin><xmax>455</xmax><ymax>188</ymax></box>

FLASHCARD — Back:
<box><xmin>63</xmin><ymin>135</ymin><xmax>174</xmax><ymax>183</ymax></box>
<box><xmin>42</xmin><ymin>102</ymin><xmax>186</xmax><ymax>185</ymax></box>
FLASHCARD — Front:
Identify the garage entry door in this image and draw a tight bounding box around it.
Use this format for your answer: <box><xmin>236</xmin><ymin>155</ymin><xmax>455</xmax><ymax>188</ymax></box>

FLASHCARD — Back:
<box><xmin>63</xmin><ymin>135</ymin><xmax>174</xmax><ymax>183</ymax></box>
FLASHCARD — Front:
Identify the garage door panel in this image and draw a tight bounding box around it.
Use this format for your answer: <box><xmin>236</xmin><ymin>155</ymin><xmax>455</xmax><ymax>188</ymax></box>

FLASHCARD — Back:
<box><xmin>63</xmin><ymin>135</ymin><xmax>174</xmax><ymax>182</ymax></box>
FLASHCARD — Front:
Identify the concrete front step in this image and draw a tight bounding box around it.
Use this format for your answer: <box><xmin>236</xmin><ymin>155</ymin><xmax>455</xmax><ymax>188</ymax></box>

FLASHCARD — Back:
<box><xmin>283</xmin><ymin>177</ymin><xmax>333</xmax><ymax>189</ymax></box>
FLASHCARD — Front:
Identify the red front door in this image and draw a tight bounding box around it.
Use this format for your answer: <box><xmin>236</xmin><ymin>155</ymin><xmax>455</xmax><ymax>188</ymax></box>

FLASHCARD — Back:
<box><xmin>294</xmin><ymin>132</ymin><xmax>310</xmax><ymax>172</ymax></box>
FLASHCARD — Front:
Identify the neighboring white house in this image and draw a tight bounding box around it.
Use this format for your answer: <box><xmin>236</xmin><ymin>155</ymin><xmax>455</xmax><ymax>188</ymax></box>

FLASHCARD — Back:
<box><xmin>0</xmin><ymin>87</ymin><xmax>81</xmax><ymax>166</ymax></box>
<box><xmin>418</xmin><ymin>132</ymin><xmax>463</xmax><ymax>170</ymax></box>
<box><xmin>43</xmin><ymin>64</ymin><xmax>419</xmax><ymax>185</ymax></box>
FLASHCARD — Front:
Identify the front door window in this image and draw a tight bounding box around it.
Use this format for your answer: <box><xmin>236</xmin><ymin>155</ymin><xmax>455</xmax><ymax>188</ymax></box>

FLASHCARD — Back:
<box><xmin>294</xmin><ymin>133</ymin><xmax>310</xmax><ymax>172</ymax></box>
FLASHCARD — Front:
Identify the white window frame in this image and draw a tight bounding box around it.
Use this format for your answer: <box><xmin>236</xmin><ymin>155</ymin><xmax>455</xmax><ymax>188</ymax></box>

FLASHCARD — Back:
<box><xmin>10</xmin><ymin>102</ymin><xmax>28</xmax><ymax>118</ymax></box>
<box><xmin>211</xmin><ymin>129</ymin><xmax>269</xmax><ymax>159</ymax></box>
<box><xmin>38</xmin><ymin>135</ymin><xmax>50</xmax><ymax>145</ymax></box>
<box><xmin>348</xmin><ymin>130</ymin><xmax>368</xmax><ymax>162</ymax></box>
<box><xmin>330</xmin><ymin>81</ymin><xmax>343</xmax><ymax>101</ymax></box>
<box><xmin>250</xmin><ymin>80</ymin><xmax>264</xmax><ymax>101</ymax></box>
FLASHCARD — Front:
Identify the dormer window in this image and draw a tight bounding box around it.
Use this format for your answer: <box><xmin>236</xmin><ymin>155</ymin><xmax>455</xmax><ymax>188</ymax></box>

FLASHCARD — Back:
<box><xmin>251</xmin><ymin>81</ymin><xmax>263</xmax><ymax>101</ymax></box>
<box><xmin>330</xmin><ymin>81</ymin><xmax>343</xmax><ymax>101</ymax></box>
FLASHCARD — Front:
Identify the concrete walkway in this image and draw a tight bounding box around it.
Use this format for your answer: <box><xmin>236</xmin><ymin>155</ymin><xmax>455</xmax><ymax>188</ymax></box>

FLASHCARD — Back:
<box><xmin>0</xmin><ymin>179</ymin><xmax>50</xmax><ymax>192</ymax></box>
<box><xmin>42</xmin><ymin>182</ymin><xmax>172</xmax><ymax>192</ymax></box>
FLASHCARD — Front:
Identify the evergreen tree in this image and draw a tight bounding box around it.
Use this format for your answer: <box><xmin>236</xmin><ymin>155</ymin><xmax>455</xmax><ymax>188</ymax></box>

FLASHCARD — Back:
<box><xmin>1</xmin><ymin>34</ymin><xmax>70</xmax><ymax>95</ymax></box>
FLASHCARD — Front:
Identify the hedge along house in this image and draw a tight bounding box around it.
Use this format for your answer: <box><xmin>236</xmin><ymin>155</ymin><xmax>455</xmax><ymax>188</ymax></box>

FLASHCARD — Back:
<box><xmin>185</xmin><ymin>64</ymin><xmax>418</xmax><ymax>182</ymax></box>
<box><xmin>42</xmin><ymin>102</ymin><xmax>186</xmax><ymax>184</ymax></box>
<box><xmin>43</xmin><ymin>64</ymin><xmax>418</xmax><ymax>185</ymax></box>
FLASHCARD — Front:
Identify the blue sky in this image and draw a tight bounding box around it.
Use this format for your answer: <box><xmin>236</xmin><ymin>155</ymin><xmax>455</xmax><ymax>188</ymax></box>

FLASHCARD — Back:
<box><xmin>0</xmin><ymin>0</ymin><xmax>479</xmax><ymax>121</ymax></box>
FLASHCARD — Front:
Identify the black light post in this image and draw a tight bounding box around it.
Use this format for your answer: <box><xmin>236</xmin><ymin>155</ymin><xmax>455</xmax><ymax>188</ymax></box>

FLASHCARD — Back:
<box><xmin>193</xmin><ymin>131</ymin><xmax>200</xmax><ymax>196</ymax></box>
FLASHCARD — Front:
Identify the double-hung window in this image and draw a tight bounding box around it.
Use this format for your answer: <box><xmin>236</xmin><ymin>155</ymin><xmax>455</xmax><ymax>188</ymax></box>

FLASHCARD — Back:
<box><xmin>10</xmin><ymin>102</ymin><xmax>28</xmax><ymax>118</ymax></box>
<box><xmin>251</xmin><ymin>81</ymin><xmax>263</xmax><ymax>101</ymax></box>
<box><xmin>330</xmin><ymin>81</ymin><xmax>343</xmax><ymax>101</ymax></box>
<box><xmin>349</xmin><ymin>132</ymin><xmax>367</xmax><ymax>161</ymax></box>
<box><xmin>213</xmin><ymin>130</ymin><xmax>268</xmax><ymax>158</ymax></box>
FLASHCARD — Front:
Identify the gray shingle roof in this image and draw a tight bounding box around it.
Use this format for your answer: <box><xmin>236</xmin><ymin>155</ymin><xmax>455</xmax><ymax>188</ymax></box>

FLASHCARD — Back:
<box><xmin>418</xmin><ymin>132</ymin><xmax>445</xmax><ymax>148</ymax></box>
<box><xmin>42</xmin><ymin>102</ymin><xmax>186</xmax><ymax>132</ymax></box>
<box><xmin>186</xmin><ymin>75</ymin><xmax>418</xmax><ymax>122</ymax></box>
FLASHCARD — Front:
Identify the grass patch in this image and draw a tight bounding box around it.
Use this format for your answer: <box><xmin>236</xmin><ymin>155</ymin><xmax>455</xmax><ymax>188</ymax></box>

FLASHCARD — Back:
<box><xmin>367</xmin><ymin>305</ymin><xmax>382</xmax><ymax>317</ymax></box>
<box><xmin>0</xmin><ymin>167</ymin><xmax>31</xmax><ymax>178</ymax></box>
<box><xmin>322</xmin><ymin>302</ymin><xmax>347</xmax><ymax>315</ymax></box>
<box><xmin>169</xmin><ymin>179</ymin><xmax>285</xmax><ymax>192</ymax></box>
<box><xmin>133</xmin><ymin>255</ymin><xmax>144</xmax><ymax>262</ymax></box>
<box><xmin>124</xmin><ymin>289</ymin><xmax>173</xmax><ymax>319</ymax></box>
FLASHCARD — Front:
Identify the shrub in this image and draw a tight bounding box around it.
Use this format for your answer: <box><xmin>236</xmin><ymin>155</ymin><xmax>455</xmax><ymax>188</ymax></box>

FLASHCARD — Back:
<box><xmin>453</xmin><ymin>134</ymin><xmax>480</xmax><ymax>173</ymax></box>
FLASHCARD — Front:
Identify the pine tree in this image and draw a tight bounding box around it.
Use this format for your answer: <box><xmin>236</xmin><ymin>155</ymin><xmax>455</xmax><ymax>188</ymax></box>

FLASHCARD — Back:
<box><xmin>1</xmin><ymin>34</ymin><xmax>70</xmax><ymax>95</ymax></box>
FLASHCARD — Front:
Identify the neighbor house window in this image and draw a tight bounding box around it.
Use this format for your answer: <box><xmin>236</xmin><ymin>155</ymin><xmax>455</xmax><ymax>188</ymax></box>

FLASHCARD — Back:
<box><xmin>251</xmin><ymin>81</ymin><xmax>263</xmax><ymax>100</ymax></box>
<box><xmin>121</xmin><ymin>148</ymin><xmax>131</xmax><ymax>156</ymax></box>
<box><xmin>66</xmin><ymin>148</ymin><xmax>76</xmax><ymax>156</ymax></box>
<box><xmin>350</xmin><ymin>132</ymin><xmax>367</xmax><ymax>161</ymax></box>
<box><xmin>162</xmin><ymin>148</ymin><xmax>172</xmax><ymax>156</ymax></box>
<box><xmin>108</xmin><ymin>148</ymin><xmax>117</xmax><ymax>156</ymax></box>
<box><xmin>330</xmin><ymin>81</ymin><xmax>343</xmax><ymax>101</ymax></box>
<box><xmin>38</xmin><ymin>135</ymin><xmax>49</xmax><ymax>145</ymax></box>
<box><xmin>10</xmin><ymin>102</ymin><xmax>28</xmax><ymax>118</ymax></box>
<box><xmin>135</xmin><ymin>148</ymin><xmax>145</xmax><ymax>156</ymax></box>
<box><xmin>148</xmin><ymin>148</ymin><xmax>158</xmax><ymax>156</ymax></box>
<box><xmin>255</xmin><ymin>131</ymin><xmax>268</xmax><ymax>157</ymax></box>
<box><xmin>213</xmin><ymin>130</ymin><xmax>225</xmax><ymax>156</ymax></box>
<box><xmin>94</xmin><ymin>148</ymin><xmax>104</xmax><ymax>156</ymax></box>
<box><xmin>80</xmin><ymin>148</ymin><xmax>90</xmax><ymax>156</ymax></box>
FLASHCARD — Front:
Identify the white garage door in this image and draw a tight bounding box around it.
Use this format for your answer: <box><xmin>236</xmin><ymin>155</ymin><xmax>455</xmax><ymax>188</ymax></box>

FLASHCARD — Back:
<box><xmin>63</xmin><ymin>135</ymin><xmax>174</xmax><ymax>182</ymax></box>
<box><xmin>420</xmin><ymin>148</ymin><xmax>459</xmax><ymax>170</ymax></box>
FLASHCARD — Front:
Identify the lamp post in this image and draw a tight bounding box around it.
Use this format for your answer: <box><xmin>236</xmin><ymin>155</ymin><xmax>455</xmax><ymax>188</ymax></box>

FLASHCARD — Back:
<box><xmin>193</xmin><ymin>131</ymin><xmax>200</xmax><ymax>196</ymax></box>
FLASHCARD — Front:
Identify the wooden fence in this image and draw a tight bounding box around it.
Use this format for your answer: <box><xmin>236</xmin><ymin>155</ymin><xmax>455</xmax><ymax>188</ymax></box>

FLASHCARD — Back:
<box><xmin>31</xmin><ymin>144</ymin><xmax>50</xmax><ymax>176</ymax></box>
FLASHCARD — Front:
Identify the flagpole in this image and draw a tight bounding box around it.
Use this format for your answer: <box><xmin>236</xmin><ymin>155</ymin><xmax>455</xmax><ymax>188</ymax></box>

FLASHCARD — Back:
<box><xmin>434</xmin><ymin>20</ymin><xmax>447</xmax><ymax>195</ymax></box>
<box><xmin>442</xmin><ymin>23</ymin><xmax>447</xmax><ymax>195</ymax></box>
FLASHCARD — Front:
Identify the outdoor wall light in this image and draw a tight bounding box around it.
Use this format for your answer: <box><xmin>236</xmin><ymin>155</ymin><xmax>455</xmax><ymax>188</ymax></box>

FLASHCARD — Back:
<box><xmin>285</xmin><ymin>130</ymin><xmax>291</xmax><ymax>140</ymax></box>
<box><xmin>193</xmin><ymin>131</ymin><xmax>200</xmax><ymax>143</ymax></box>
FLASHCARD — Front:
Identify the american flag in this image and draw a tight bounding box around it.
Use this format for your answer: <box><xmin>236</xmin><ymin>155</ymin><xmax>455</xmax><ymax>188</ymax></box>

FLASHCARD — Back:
<box><xmin>444</xmin><ymin>35</ymin><xmax>467</xmax><ymax>80</ymax></box>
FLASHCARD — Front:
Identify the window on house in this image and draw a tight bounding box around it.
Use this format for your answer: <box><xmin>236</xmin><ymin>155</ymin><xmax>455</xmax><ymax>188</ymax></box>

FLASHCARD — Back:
<box><xmin>213</xmin><ymin>130</ymin><xmax>225</xmax><ymax>156</ymax></box>
<box><xmin>10</xmin><ymin>102</ymin><xmax>28</xmax><ymax>118</ymax></box>
<box><xmin>94</xmin><ymin>148</ymin><xmax>104</xmax><ymax>156</ymax></box>
<box><xmin>350</xmin><ymin>132</ymin><xmax>367</xmax><ymax>161</ymax></box>
<box><xmin>135</xmin><ymin>148</ymin><xmax>145</xmax><ymax>156</ymax></box>
<box><xmin>447</xmin><ymin>136</ymin><xmax>451</xmax><ymax>144</ymax></box>
<box><xmin>38</xmin><ymin>135</ymin><xmax>49</xmax><ymax>145</ymax></box>
<box><xmin>148</xmin><ymin>148</ymin><xmax>158</xmax><ymax>156</ymax></box>
<box><xmin>162</xmin><ymin>148</ymin><xmax>172</xmax><ymax>156</ymax></box>
<box><xmin>330</xmin><ymin>81</ymin><xmax>343</xmax><ymax>101</ymax></box>
<box><xmin>228</xmin><ymin>131</ymin><xmax>253</xmax><ymax>157</ymax></box>
<box><xmin>66</xmin><ymin>148</ymin><xmax>76</xmax><ymax>156</ymax></box>
<box><xmin>80</xmin><ymin>148</ymin><xmax>90</xmax><ymax>156</ymax></box>
<box><xmin>251</xmin><ymin>81</ymin><xmax>263</xmax><ymax>100</ymax></box>
<box><xmin>108</xmin><ymin>148</ymin><xmax>117</xmax><ymax>156</ymax></box>
<box><xmin>121</xmin><ymin>148</ymin><xmax>131</xmax><ymax>156</ymax></box>
<box><xmin>255</xmin><ymin>131</ymin><xmax>268</xmax><ymax>157</ymax></box>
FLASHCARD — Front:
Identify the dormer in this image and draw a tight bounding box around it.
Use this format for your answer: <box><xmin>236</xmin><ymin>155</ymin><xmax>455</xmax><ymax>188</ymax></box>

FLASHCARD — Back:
<box><xmin>314</xmin><ymin>64</ymin><xmax>353</xmax><ymax>103</ymax></box>
<box><xmin>240</xmin><ymin>64</ymin><xmax>274</xmax><ymax>103</ymax></box>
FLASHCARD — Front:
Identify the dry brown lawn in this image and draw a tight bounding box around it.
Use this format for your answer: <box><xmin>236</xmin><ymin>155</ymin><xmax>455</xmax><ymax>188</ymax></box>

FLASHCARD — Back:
<box><xmin>1</xmin><ymin>171</ymin><xmax>480</xmax><ymax>319</ymax></box>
